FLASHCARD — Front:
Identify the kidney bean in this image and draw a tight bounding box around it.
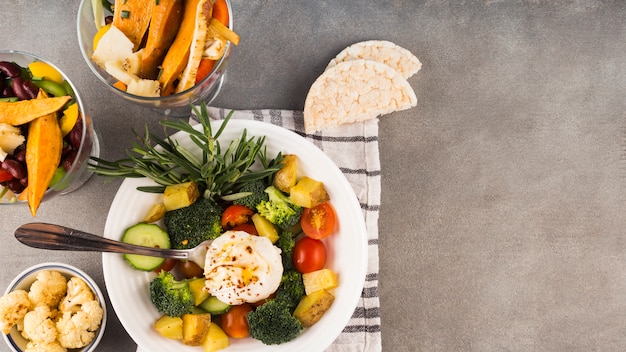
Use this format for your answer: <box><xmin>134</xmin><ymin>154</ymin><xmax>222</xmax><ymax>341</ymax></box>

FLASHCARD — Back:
<box><xmin>1</xmin><ymin>85</ymin><xmax>15</xmax><ymax>98</ymax></box>
<box><xmin>6</xmin><ymin>178</ymin><xmax>25</xmax><ymax>194</ymax></box>
<box><xmin>62</xmin><ymin>150</ymin><xmax>78</xmax><ymax>171</ymax></box>
<box><xmin>66</xmin><ymin>121</ymin><xmax>83</xmax><ymax>149</ymax></box>
<box><xmin>61</xmin><ymin>143</ymin><xmax>73</xmax><ymax>158</ymax></box>
<box><xmin>23</xmin><ymin>79</ymin><xmax>38</xmax><ymax>98</ymax></box>
<box><xmin>0</xmin><ymin>61</ymin><xmax>21</xmax><ymax>78</ymax></box>
<box><xmin>1</xmin><ymin>159</ymin><xmax>27</xmax><ymax>179</ymax></box>
<box><xmin>12</xmin><ymin>76</ymin><xmax>35</xmax><ymax>100</ymax></box>
<box><xmin>13</xmin><ymin>148</ymin><xmax>26</xmax><ymax>163</ymax></box>
<box><xmin>20</xmin><ymin>177</ymin><xmax>28</xmax><ymax>186</ymax></box>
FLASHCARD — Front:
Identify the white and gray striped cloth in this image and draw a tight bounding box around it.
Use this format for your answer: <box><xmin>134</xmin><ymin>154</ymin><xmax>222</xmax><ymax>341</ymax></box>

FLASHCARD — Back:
<box><xmin>136</xmin><ymin>107</ymin><xmax>382</xmax><ymax>352</ymax></box>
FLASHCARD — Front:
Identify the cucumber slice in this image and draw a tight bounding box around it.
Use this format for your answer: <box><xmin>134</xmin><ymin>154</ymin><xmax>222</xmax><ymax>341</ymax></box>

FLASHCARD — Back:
<box><xmin>121</xmin><ymin>223</ymin><xmax>171</xmax><ymax>271</ymax></box>
<box><xmin>199</xmin><ymin>296</ymin><xmax>231</xmax><ymax>315</ymax></box>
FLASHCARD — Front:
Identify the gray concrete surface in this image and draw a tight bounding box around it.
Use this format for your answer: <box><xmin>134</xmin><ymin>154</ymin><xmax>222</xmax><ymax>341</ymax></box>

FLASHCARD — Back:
<box><xmin>3</xmin><ymin>1</ymin><xmax>626</xmax><ymax>351</ymax></box>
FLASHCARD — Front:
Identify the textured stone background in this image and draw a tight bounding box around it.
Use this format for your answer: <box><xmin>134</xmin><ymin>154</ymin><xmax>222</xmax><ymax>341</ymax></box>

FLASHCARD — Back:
<box><xmin>3</xmin><ymin>1</ymin><xmax>626</xmax><ymax>351</ymax></box>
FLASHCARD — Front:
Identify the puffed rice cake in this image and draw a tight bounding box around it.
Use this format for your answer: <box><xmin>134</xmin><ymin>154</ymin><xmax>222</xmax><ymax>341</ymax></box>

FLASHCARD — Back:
<box><xmin>326</xmin><ymin>40</ymin><xmax>422</xmax><ymax>80</ymax></box>
<box><xmin>304</xmin><ymin>59</ymin><xmax>417</xmax><ymax>134</ymax></box>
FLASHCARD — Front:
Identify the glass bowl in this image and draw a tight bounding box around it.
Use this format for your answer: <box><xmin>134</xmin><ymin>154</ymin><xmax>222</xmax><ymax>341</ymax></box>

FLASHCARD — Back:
<box><xmin>76</xmin><ymin>0</ymin><xmax>233</xmax><ymax>117</ymax></box>
<box><xmin>2</xmin><ymin>262</ymin><xmax>107</xmax><ymax>352</ymax></box>
<box><xmin>0</xmin><ymin>50</ymin><xmax>100</xmax><ymax>210</ymax></box>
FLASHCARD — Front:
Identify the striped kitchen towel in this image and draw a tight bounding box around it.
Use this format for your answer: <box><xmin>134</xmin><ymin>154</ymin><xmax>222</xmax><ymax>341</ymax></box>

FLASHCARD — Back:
<box><xmin>137</xmin><ymin>108</ymin><xmax>382</xmax><ymax>351</ymax></box>
<box><xmin>198</xmin><ymin>107</ymin><xmax>382</xmax><ymax>352</ymax></box>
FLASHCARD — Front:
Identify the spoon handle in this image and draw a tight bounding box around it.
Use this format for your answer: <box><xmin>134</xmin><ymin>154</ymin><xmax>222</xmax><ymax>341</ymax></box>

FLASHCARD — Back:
<box><xmin>14</xmin><ymin>222</ymin><xmax>189</xmax><ymax>260</ymax></box>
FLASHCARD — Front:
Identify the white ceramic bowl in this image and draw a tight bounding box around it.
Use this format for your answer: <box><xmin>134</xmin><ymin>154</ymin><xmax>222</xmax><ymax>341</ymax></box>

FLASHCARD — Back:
<box><xmin>0</xmin><ymin>50</ymin><xmax>100</xmax><ymax>207</ymax></box>
<box><xmin>103</xmin><ymin>120</ymin><xmax>368</xmax><ymax>352</ymax></box>
<box><xmin>2</xmin><ymin>262</ymin><xmax>107</xmax><ymax>352</ymax></box>
<box><xmin>76</xmin><ymin>0</ymin><xmax>233</xmax><ymax>116</ymax></box>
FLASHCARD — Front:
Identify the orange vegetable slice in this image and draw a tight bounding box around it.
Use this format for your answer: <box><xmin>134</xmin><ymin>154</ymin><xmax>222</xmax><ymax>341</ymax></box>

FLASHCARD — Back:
<box><xmin>158</xmin><ymin>0</ymin><xmax>204</xmax><ymax>96</ymax></box>
<box><xmin>112</xmin><ymin>0</ymin><xmax>155</xmax><ymax>51</ymax></box>
<box><xmin>141</xmin><ymin>0</ymin><xmax>185</xmax><ymax>80</ymax></box>
<box><xmin>25</xmin><ymin>90</ymin><xmax>64</xmax><ymax>216</ymax></box>
<box><xmin>212</xmin><ymin>0</ymin><xmax>229</xmax><ymax>26</ymax></box>
<box><xmin>0</xmin><ymin>96</ymin><xmax>71</xmax><ymax>126</ymax></box>
<box><xmin>175</xmin><ymin>0</ymin><xmax>213</xmax><ymax>93</ymax></box>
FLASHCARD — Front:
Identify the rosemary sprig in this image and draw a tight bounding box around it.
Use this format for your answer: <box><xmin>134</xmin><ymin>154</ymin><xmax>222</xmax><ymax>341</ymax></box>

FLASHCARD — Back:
<box><xmin>89</xmin><ymin>103</ymin><xmax>283</xmax><ymax>201</ymax></box>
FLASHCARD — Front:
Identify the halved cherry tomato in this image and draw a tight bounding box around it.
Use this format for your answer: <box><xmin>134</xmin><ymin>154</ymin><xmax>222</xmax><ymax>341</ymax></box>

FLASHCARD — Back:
<box><xmin>221</xmin><ymin>204</ymin><xmax>254</xmax><ymax>229</ymax></box>
<box><xmin>301</xmin><ymin>202</ymin><xmax>337</xmax><ymax>239</ymax></box>
<box><xmin>231</xmin><ymin>223</ymin><xmax>258</xmax><ymax>236</ymax></box>
<box><xmin>0</xmin><ymin>170</ymin><xmax>13</xmax><ymax>183</ymax></box>
<box><xmin>293</xmin><ymin>237</ymin><xmax>327</xmax><ymax>274</ymax></box>
<box><xmin>221</xmin><ymin>303</ymin><xmax>252</xmax><ymax>338</ymax></box>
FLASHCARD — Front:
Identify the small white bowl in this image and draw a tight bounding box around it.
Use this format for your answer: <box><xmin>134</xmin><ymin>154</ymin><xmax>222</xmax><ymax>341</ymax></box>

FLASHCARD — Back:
<box><xmin>2</xmin><ymin>262</ymin><xmax>107</xmax><ymax>352</ymax></box>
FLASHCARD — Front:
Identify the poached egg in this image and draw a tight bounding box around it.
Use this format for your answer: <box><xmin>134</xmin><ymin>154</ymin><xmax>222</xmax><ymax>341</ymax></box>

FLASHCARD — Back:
<box><xmin>203</xmin><ymin>231</ymin><xmax>283</xmax><ymax>305</ymax></box>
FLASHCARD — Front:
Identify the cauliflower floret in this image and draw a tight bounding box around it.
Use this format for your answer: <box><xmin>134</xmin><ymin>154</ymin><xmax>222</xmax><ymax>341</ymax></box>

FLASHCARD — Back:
<box><xmin>28</xmin><ymin>270</ymin><xmax>67</xmax><ymax>307</ymax></box>
<box><xmin>58</xmin><ymin>277</ymin><xmax>94</xmax><ymax>312</ymax></box>
<box><xmin>56</xmin><ymin>299</ymin><xmax>103</xmax><ymax>350</ymax></box>
<box><xmin>22</xmin><ymin>305</ymin><xmax>57</xmax><ymax>344</ymax></box>
<box><xmin>25</xmin><ymin>340</ymin><xmax>67</xmax><ymax>352</ymax></box>
<box><xmin>80</xmin><ymin>300</ymin><xmax>104</xmax><ymax>332</ymax></box>
<box><xmin>0</xmin><ymin>289</ymin><xmax>32</xmax><ymax>334</ymax></box>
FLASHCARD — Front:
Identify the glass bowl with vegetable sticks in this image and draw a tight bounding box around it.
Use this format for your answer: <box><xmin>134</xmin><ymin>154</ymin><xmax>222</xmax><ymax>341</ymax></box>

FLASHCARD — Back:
<box><xmin>0</xmin><ymin>50</ymin><xmax>100</xmax><ymax>216</ymax></box>
<box><xmin>76</xmin><ymin>0</ymin><xmax>237</xmax><ymax>117</ymax></box>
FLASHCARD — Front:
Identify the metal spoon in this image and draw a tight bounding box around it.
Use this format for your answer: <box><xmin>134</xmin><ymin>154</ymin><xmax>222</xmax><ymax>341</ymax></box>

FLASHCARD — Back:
<box><xmin>14</xmin><ymin>222</ymin><xmax>211</xmax><ymax>268</ymax></box>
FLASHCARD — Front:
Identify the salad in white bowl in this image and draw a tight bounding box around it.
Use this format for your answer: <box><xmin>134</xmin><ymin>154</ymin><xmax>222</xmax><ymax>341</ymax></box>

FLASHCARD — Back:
<box><xmin>92</xmin><ymin>105</ymin><xmax>368</xmax><ymax>351</ymax></box>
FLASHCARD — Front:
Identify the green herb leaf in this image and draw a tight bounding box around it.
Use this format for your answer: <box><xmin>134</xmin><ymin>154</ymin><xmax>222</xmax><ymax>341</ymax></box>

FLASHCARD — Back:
<box><xmin>88</xmin><ymin>103</ymin><xmax>283</xmax><ymax>201</ymax></box>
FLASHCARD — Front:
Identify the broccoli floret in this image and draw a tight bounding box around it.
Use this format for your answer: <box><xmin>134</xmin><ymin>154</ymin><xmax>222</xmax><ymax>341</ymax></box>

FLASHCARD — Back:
<box><xmin>275</xmin><ymin>231</ymin><xmax>296</xmax><ymax>272</ymax></box>
<box><xmin>247</xmin><ymin>299</ymin><xmax>303</xmax><ymax>345</ymax></box>
<box><xmin>275</xmin><ymin>270</ymin><xmax>305</xmax><ymax>310</ymax></box>
<box><xmin>232</xmin><ymin>179</ymin><xmax>269</xmax><ymax>210</ymax></box>
<box><xmin>256</xmin><ymin>186</ymin><xmax>303</xmax><ymax>230</ymax></box>
<box><xmin>149</xmin><ymin>271</ymin><xmax>194</xmax><ymax>317</ymax></box>
<box><xmin>164</xmin><ymin>197</ymin><xmax>223</xmax><ymax>249</ymax></box>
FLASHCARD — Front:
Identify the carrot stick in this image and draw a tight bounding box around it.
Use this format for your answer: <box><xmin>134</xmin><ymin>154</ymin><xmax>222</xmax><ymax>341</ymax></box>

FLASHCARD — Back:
<box><xmin>195</xmin><ymin>58</ymin><xmax>216</xmax><ymax>84</ymax></box>
<box><xmin>212</xmin><ymin>0</ymin><xmax>229</xmax><ymax>26</ymax></box>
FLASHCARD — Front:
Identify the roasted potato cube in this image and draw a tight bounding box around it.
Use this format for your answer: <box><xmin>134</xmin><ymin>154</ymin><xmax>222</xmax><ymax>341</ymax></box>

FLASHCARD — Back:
<box><xmin>182</xmin><ymin>313</ymin><xmax>212</xmax><ymax>346</ymax></box>
<box><xmin>154</xmin><ymin>315</ymin><xmax>183</xmax><ymax>340</ymax></box>
<box><xmin>188</xmin><ymin>278</ymin><xmax>210</xmax><ymax>306</ymax></box>
<box><xmin>251</xmin><ymin>213</ymin><xmax>279</xmax><ymax>243</ymax></box>
<box><xmin>163</xmin><ymin>181</ymin><xmax>200</xmax><ymax>211</ymax></box>
<box><xmin>274</xmin><ymin>154</ymin><xmax>298</xmax><ymax>193</ymax></box>
<box><xmin>143</xmin><ymin>202</ymin><xmax>166</xmax><ymax>223</ymax></box>
<box><xmin>302</xmin><ymin>269</ymin><xmax>338</xmax><ymax>295</ymax></box>
<box><xmin>293</xmin><ymin>289</ymin><xmax>335</xmax><ymax>327</ymax></box>
<box><xmin>202</xmin><ymin>322</ymin><xmax>230</xmax><ymax>352</ymax></box>
<box><xmin>289</xmin><ymin>176</ymin><xmax>330</xmax><ymax>208</ymax></box>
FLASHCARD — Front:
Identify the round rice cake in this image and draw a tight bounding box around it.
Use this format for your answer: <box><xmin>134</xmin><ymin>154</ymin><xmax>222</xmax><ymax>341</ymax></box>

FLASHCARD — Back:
<box><xmin>326</xmin><ymin>40</ymin><xmax>421</xmax><ymax>80</ymax></box>
<box><xmin>304</xmin><ymin>59</ymin><xmax>417</xmax><ymax>134</ymax></box>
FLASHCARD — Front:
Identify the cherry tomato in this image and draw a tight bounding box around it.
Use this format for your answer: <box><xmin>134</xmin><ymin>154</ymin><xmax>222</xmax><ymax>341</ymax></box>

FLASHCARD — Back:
<box><xmin>221</xmin><ymin>303</ymin><xmax>252</xmax><ymax>338</ymax></box>
<box><xmin>153</xmin><ymin>258</ymin><xmax>177</xmax><ymax>273</ymax></box>
<box><xmin>301</xmin><ymin>202</ymin><xmax>337</xmax><ymax>239</ymax></box>
<box><xmin>0</xmin><ymin>169</ymin><xmax>13</xmax><ymax>183</ymax></box>
<box><xmin>231</xmin><ymin>223</ymin><xmax>258</xmax><ymax>236</ymax></box>
<box><xmin>293</xmin><ymin>237</ymin><xmax>327</xmax><ymax>274</ymax></box>
<box><xmin>177</xmin><ymin>260</ymin><xmax>204</xmax><ymax>279</ymax></box>
<box><xmin>221</xmin><ymin>204</ymin><xmax>254</xmax><ymax>229</ymax></box>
